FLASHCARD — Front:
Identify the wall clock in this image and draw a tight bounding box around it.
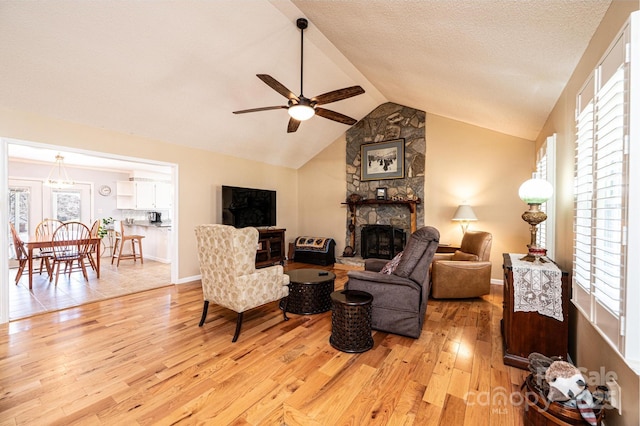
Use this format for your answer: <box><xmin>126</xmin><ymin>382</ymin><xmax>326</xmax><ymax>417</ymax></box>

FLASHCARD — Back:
<box><xmin>99</xmin><ymin>185</ymin><xmax>112</xmax><ymax>196</ymax></box>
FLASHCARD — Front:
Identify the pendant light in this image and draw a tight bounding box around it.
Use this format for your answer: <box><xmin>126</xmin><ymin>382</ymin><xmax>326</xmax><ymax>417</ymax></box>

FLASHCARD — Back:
<box><xmin>45</xmin><ymin>154</ymin><xmax>75</xmax><ymax>188</ymax></box>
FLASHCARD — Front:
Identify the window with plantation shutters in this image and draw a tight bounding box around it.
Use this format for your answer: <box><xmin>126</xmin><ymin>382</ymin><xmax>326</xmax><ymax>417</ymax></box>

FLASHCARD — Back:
<box><xmin>573</xmin><ymin>13</ymin><xmax>640</xmax><ymax>367</ymax></box>
<box><xmin>536</xmin><ymin>134</ymin><xmax>556</xmax><ymax>260</ymax></box>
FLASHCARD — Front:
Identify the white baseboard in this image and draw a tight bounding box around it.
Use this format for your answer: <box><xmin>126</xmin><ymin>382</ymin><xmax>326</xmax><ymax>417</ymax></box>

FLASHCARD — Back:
<box><xmin>176</xmin><ymin>274</ymin><xmax>200</xmax><ymax>285</ymax></box>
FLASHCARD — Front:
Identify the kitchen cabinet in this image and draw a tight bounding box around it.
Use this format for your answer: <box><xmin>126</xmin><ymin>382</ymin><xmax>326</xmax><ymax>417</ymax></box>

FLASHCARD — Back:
<box><xmin>116</xmin><ymin>181</ymin><xmax>173</xmax><ymax>210</ymax></box>
<box><xmin>116</xmin><ymin>181</ymin><xmax>135</xmax><ymax>209</ymax></box>
<box><xmin>135</xmin><ymin>182</ymin><xmax>156</xmax><ymax>210</ymax></box>
<box><xmin>154</xmin><ymin>182</ymin><xmax>173</xmax><ymax>209</ymax></box>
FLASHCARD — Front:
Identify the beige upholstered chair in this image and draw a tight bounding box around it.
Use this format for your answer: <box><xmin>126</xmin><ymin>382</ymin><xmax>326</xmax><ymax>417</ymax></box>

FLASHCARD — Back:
<box><xmin>194</xmin><ymin>224</ymin><xmax>290</xmax><ymax>342</ymax></box>
<box><xmin>430</xmin><ymin>230</ymin><xmax>492</xmax><ymax>299</ymax></box>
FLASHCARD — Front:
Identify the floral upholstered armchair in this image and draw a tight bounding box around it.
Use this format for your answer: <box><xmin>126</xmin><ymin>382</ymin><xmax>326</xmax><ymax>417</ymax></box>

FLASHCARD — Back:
<box><xmin>194</xmin><ymin>224</ymin><xmax>290</xmax><ymax>342</ymax></box>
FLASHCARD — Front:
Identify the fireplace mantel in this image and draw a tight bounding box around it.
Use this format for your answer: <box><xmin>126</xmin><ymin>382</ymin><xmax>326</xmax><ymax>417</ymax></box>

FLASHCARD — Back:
<box><xmin>342</xmin><ymin>198</ymin><xmax>421</xmax><ymax>251</ymax></box>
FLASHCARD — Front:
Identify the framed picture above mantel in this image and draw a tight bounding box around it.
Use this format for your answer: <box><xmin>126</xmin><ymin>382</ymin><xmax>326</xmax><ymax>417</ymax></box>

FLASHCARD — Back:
<box><xmin>361</xmin><ymin>139</ymin><xmax>405</xmax><ymax>181</ymax></box>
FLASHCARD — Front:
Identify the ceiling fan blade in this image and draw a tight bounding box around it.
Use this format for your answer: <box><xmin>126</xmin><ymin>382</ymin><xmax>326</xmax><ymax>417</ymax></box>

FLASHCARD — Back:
<box><xmin>287</xmin><ymin>117</ymin><xmax>301</xmax><ymax>133</ymax></box>
<box><xmin>257</xmin><ymin>74</ymin><xmax>298</xmax><ymax>100</ymax></box>
<box><xmin>315</xmin><ymin>107</ymin><xmax>358</xmax><ymax>125</ymax></box>
<box><xmin>233</xmin><ymin>105</ymin><xmax>287</xmax><ymax>114</ymax></box>
<box><xmin>312</xmin><ymin>86</ymin><xmax>365</xmax><ymax>105</ymax></box>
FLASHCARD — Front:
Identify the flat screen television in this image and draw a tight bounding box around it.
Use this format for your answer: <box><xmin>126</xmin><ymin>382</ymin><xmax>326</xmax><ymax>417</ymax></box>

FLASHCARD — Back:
<box><xmin>221</xmin><ymin>185</ymin><xmax>276</xmax><ymax>228</ymax></box>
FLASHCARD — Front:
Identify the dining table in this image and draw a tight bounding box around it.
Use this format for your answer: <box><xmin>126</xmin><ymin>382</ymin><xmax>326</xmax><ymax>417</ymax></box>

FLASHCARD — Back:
<box><xmin>23</xmin><ymin>234</ymin><xmax>101</xmax><ymax>290</ymax></box>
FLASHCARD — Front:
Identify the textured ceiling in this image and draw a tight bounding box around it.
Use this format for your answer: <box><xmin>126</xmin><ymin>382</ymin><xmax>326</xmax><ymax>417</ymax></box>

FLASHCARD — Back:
<box><xmin>0</xmin><ymin>0</ymin><xmax>612</xmax><ymax>168</ymax></box>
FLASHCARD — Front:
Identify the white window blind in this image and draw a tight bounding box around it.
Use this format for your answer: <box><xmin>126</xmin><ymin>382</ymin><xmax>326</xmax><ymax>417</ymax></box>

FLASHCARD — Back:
<box><xmin>573</xmin><ymin>25</ymin><xmax>629</xmax><ymax>355</ymax></box>
<box><xmin>536</xmin><ymin>134</ymin><xmax>556</xmax><ymax>260</ymax></box>
<box><xmin>574</xmin><ymin>75</ymin><xmax>594</xmax><ymax>298</ymax></box>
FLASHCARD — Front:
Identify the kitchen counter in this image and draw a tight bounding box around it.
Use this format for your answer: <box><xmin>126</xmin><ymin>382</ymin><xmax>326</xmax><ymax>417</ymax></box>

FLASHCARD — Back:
<box><xmin>124</xmin><ymin>220</ymin><xmax>172</xmax><ymax>229</ymax></box>
<box><xmin>122</xmin><ymin>222</ymin><xmax>172</xmax><ymax>263</ymax></box>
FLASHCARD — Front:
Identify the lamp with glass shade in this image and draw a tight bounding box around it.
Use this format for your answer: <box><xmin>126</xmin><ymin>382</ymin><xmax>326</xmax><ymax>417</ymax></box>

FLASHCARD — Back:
<box><xmin>518</xmin><ymin>176</ymin><xmax>553</xmax><ymax>262</ymax></box>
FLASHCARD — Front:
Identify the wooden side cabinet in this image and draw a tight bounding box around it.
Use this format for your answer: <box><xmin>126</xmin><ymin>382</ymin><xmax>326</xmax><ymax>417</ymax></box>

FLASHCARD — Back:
<box><xmin>501</xmin><ymin>253</ymin><xmax>570</xmax><ymax>369</ymax></box>
<box><xmin>256</xmin><ymin>228</ymin><xmax>286</xmax><ymax>268</ymax></box>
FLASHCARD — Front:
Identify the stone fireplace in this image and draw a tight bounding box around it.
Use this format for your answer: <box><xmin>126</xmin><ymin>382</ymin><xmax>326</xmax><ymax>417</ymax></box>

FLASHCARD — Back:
<box><xmin>361</xmin><ymin>225</ymin><xmax>405</xmax><ymax>259</ymax></box>
<box><xmin>344</xmin><ymin>102</ymin><xmax>426</xmax><ymax>257</ymax></box>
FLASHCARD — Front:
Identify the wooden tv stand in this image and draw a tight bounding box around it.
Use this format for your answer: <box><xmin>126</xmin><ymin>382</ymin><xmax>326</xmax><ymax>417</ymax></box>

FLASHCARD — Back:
<box><xmin>256</xmin><ymin>228</ymin><xmax>286</xmax><ymax>268</ymax></box>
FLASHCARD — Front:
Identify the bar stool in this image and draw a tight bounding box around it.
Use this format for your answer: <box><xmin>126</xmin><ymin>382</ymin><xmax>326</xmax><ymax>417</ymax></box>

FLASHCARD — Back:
<box><xmin>111</xmin><ymin>220</ymin><xmax>144</xmax><ymax>266</ymax></box>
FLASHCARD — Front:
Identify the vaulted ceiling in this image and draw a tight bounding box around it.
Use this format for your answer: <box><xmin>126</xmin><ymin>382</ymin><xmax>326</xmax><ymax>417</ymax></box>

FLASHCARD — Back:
<box><xmin>0</xmin><ymin>0</ymin><xmax>612</xmax><ymax>169</ymax></box>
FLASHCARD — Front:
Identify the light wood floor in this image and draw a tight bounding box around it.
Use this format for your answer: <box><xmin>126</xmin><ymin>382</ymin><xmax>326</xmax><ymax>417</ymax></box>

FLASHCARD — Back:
<box><xmin>8</xmin><ymin>257</ymin><xmax>171</xmax><ymax>320</ymax></box>
<box><xmin>0</xmin><ymin>262</ymin><xmax>528</xmax><ymax>425</ymax></box>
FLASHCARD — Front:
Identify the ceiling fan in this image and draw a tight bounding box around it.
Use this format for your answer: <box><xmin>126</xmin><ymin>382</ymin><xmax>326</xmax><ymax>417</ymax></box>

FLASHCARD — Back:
<box><xmin>233</xmin><ymin>18</ymin><xmax>365</xmax><ymax>133</ymax></box>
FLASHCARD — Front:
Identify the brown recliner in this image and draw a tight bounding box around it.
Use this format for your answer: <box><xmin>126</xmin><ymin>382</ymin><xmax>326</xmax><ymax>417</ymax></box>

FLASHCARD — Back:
<box><xmin>430</xmin><ymin>230</ymin><xmax>492</xmax><ymax>299</ymax></box>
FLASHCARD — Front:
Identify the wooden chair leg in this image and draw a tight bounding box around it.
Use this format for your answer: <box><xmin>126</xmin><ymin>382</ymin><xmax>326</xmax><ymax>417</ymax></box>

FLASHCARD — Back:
<box><xmin>79</xmin><ymin>258</ymin><xmax>88</xmax><ymax>281</ymax></box>
<box><xmin>111</xmin><ymin>237</ymin><xmax>121</xmax><ymax>265</ymax></box>
<box><xmin>198</xmin><ymin>301</ymin><xmax>209</xmax><ymax>327</ymax></box>
<box><xmin>281</xmin><ymin>297</ymin><xmax>289</xmax><ymax>321</ymax></box>
<box><xmin>130</xmin><ymin>239</ymin><xmax>136</xmax><ymax>261</ymax></box>
<box><xmin>116</xmin><ymin>239</ymin><xmax>124</xmax><ymax>267</ymax></box>
<box><xmin>232</xmin><ymin>312</ymin><xmax>244</xmax><ymax>343</ymax></box>
<box><xmin>43</xmin><ymin>258</ymin><xmax>52</xmax><ymax>278</ymax></box>
<box><xmin>54</xmin><ymin>262</ymin><xmax>62</xmax><ymax>286</ymax></box>
<box><xmin>137</xmin><ymin>238</ymin><xmax>143</xmax><ymax>264</ymax></box>
<box><xmin>15</xmin><ymin>259</ymin><xmax>26</xmax><ymax>284</ymax></box>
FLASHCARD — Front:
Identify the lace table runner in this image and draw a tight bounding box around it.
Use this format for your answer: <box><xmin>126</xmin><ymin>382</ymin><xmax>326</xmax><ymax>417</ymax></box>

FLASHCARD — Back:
<box><xmin>509</xmin><ymin>254</ymin><xmax>563</xmax><ymax>321</ymax></box>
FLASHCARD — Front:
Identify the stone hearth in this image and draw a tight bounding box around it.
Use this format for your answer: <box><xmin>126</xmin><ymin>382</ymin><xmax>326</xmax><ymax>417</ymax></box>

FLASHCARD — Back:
<box><xmin>344</xmin><ymin>102</ymin><xmax>425</xmax><ymax>256</ymax></box>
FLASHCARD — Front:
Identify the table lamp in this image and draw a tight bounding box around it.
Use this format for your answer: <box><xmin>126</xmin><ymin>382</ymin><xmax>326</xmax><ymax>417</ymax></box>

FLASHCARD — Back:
<box><xmin>518</xmin><ymin>177</ymin><xmax>553</xmax><ymax>262</ymax></box>
<box><xmin>452</xmin><ymin>204</ymin><xmax>477</xmax><ymax>235</ymax></box>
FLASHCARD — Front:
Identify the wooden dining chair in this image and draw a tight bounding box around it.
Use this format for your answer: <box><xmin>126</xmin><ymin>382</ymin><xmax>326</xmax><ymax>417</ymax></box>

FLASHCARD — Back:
<box><xmin>111</xmin><ymin>220</ymin><xmax>144</xmax><ymax>266</ymax></box>
<box><xmin>50</xmin><ymin>221</ymin><xmax>92</xmax><ymax>285</ymax></box>
<box><xmin>34</xmin><ymin>218</ymin><xmax>63</xmax><ymax>275</ymax></box>
<box><xmin>85</xmin><ymin>220</ymin><xmax>101</xmax><ymax>271</ymax></box>
<box><xmin>9</xmin><ymin>222</ymin><xmax>51</xmax><ymax>284</ymax></box>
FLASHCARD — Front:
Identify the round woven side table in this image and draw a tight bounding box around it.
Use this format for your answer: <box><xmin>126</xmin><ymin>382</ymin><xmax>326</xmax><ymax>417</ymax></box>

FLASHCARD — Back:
<box><xmin>279</xmin><ymin>269</ymin><xmax>336</xmax><ymax>316</ymax></box>
<box><xmin>329</xmin><ymin>290</ymin><xmax>374</xmax><ymax>353</ymax></box>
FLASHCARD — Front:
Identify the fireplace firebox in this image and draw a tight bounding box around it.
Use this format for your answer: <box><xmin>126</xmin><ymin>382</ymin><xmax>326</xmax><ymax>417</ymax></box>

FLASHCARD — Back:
<box><xmin>361</xmin><ymin>225</ymin><xmax>406</xmax><ymax>259</ymax></box>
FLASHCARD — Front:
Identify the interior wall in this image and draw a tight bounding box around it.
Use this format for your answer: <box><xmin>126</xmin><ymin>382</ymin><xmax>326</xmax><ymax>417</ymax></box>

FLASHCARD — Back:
<box><xmin>297</xmin><ymin>134</ymin><xmax>347</xmax><ymax>251</ymax></box>
<box><xmin>424</xmin><ymin>114</ymin><xmax>534</xmax><ymax>280</ymax></box>
<box><xmin>0</xmin><ymin>107</ymin><xmax>300</xmax><ymax>282</ymax></box>
<box><xmin>8</xmin><ymin>159</ymin><xmax>128</xmax><ymax>222</ymax></box>
<box><xmin>535</xmin><ymin>2</ymin><xmax>640</xmax><ymax>425</ymax></box>
<box><xmin>298</xmin><ymin>112</ymin><xmax>534</xmax><ymax>281</ymax></box>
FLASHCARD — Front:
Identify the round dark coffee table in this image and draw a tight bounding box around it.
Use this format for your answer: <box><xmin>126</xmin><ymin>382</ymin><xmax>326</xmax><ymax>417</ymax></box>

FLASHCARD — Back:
<box><xmin>280</xmin><ymin>268</ymin><xmax>336</xmax><ymax>316</ymax></box>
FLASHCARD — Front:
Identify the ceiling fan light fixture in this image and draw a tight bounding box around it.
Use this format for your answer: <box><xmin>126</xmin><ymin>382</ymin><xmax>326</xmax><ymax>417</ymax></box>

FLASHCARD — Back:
<box><xmin>288</xmin><ymin>104</ymin><xmax>315</xmax><ymax>121</ymax></box>
<box><xmin>232</xmin><ymin>17</ymin><xmax>364</xmax><ymax>132</ymax></box>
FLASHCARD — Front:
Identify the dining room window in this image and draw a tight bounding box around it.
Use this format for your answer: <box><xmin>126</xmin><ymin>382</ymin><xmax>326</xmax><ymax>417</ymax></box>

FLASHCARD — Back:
<box><xmin>51</xmin><ymin>189</ymin><xmax>81</xmax><ymax>222</ymax></box>
<box><xmin>42</xmin><ymin>182</ymin><xmax>91</xmax><ymax>224</ymax></box>
<box><xmin>8</xmin><ymin>187</ymin><xmax>30</xmax><ymax>237</ymax></box>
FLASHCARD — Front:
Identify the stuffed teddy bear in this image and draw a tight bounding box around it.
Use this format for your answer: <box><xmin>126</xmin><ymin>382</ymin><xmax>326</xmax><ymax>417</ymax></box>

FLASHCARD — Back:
<box><xmin>527</xmin><ymin>353</ymin><xmax>608</xmax><ymax>426</ymax></box>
